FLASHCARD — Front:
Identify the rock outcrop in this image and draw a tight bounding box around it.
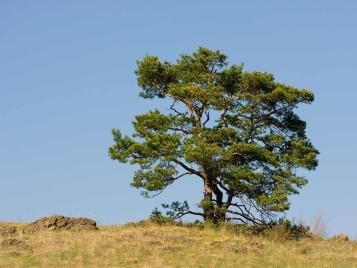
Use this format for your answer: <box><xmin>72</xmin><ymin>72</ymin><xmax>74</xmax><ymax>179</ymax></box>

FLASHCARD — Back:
<box><xmin>28</xmin><ymin>215</ymin><xmax>98</xmax><ymax>231</ymax></box>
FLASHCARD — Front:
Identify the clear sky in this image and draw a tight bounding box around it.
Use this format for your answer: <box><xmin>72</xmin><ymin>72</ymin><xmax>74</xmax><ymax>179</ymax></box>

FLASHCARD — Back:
<box><xmin>1</xmin><ymin>1</ymin><xmax>356</xmax><ymax>238</ymax></box>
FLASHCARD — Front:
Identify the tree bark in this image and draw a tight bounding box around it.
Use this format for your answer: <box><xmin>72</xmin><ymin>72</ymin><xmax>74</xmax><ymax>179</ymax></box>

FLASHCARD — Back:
<box><xmin>203</xmin><ymin>173</ymin><xmax>214</xmax><ymax>221</ymax></box>
<box><xmin>213</xmin><ymin>183</ymin><xmax>225</xmax><ymax>222</ymax></box>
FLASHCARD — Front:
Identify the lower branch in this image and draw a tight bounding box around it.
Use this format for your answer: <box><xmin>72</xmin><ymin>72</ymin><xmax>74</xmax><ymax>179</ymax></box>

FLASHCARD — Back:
<box><xmin>173</xmin><ymin>210</ymin><xmax>205</xmax><ymax>220</ymax></box>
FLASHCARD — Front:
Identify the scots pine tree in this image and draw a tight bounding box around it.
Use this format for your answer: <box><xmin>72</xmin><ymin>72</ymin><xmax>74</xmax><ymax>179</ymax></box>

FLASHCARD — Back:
<box><xmin>109</xmin><ymin>48</ymin><xmax>318</xmax><ymax>224</ymax></box>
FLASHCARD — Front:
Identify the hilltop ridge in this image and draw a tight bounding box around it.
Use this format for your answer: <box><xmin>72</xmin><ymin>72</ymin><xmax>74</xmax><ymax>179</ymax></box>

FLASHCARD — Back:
<box><xmin>0</xmin><ymin>220</ymin><xmax>356</xmax><ymax>267</ymax></box>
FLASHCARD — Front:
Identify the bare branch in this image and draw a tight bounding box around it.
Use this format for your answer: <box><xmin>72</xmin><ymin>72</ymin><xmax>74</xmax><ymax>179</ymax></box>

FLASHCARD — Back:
<box><xmin>202</xmin><ymin>110</ymin><xmax>210</xmax><ymax>127</ymax></box>
<box><xmin>216</xmin><ymin>178</ymin><xmax>233</xmax><ymax>194</ymax></box>
<box><xmin>224</xmin><ymin>193</ymin><xmax>234</xmax><ymax>209</ymax></box>
<box><xmin>168</xmin><ymin>127</ymin><xmax>190</xmax><ymax>134</ymax></box>
<box><xmin>173</xmin><ymin>210</ymin><xmax>204</xmax><ymax>219</ymax></box>
<box><xmin>227</xmin><ymin>217</ymin><xmax>248</xmax><ymax>224</ymax></box>
<box><xmin>173</xmin><ymin>160</ymin><xmax>205</xmax><ymax>180</ymax></box>
<box><xmin>217</xmin><ymin>107</ymin><xmax>229</xmax><ymax>127</ymax></box>
<box><xmin>169</xmin><ymin>101</ymin><xmax>185</xmax><ymax>116</ymax></box>
<box><xmin>145</xmin><ymin>172</ymin><xmax>191</xmax><ymax>198</ymax></box>
<box><xmin>226</xmin><ymin>209</ymin><xmax>264</xmax><ymax>225</ymax></box>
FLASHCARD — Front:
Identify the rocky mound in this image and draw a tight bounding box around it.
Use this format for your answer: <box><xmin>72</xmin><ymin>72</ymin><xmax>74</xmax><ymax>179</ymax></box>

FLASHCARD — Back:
<box><xmin>29</xmin><ymin>215</ymin><xmax>98</xmax><ymax>231</ymax></box>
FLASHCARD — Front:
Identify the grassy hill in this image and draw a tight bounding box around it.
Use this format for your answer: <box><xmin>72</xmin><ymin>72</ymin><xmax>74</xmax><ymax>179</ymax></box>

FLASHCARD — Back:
<box><xmin>1</xmin><ymin>220</ymin><xmax>356</xmax><ymax>267</ymax></box>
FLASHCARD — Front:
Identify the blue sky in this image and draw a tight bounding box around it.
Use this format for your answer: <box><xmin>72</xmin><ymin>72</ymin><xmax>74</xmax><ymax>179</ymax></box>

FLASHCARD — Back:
<box><xmin>1</xmin><ymin>1</ymin><xmax>356</xmax><ymax>238</ymax></box>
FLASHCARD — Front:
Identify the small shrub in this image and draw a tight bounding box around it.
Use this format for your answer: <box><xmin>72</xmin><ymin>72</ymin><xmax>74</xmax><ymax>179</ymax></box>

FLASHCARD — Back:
<box><xmin>253</xmin><ymin>219</ymin><xmax>310</xmax><ymax>241</ymax></box>
<box><xmin>149</xmin><ymin>208</ymin><xmax>174</xmax><ymax>225</ymax></box>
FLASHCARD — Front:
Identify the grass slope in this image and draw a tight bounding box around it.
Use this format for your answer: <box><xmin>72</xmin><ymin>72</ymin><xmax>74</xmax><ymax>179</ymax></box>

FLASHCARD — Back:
<box><xmin>0</xmin><ymin>221</ymin><xmax>356</xmax><ymax>267</ymax></box>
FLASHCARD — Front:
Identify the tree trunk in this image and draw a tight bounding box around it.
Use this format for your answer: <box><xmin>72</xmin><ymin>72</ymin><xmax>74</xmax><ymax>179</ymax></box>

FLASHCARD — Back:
<box><xmin>213</xmin><ymin>183</ymin><xmax>226</xmax><ymax>222</ymax></box>
<box><xmin>203</xmin><ymin>173</ymin><xmax>215</xmax><ymax>221</ymax></box>
<box><xmin>202</xmin><ymin>171</ymin><xmax>228</xmax><ymax>223</ymax></box>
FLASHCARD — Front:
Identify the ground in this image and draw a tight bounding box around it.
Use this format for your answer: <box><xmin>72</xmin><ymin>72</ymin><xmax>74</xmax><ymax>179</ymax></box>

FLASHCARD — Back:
<box><xmin>0</xmin><ymin>221</ymin><xmax>356</xmax><ymax>267</ymax></box>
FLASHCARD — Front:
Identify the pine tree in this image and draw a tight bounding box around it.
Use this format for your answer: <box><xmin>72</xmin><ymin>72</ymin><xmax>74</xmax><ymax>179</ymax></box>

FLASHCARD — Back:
<box><xmin>109</xmin><ymin>48</ymin><xmax>318</xmax><ymax>224</ymax></box>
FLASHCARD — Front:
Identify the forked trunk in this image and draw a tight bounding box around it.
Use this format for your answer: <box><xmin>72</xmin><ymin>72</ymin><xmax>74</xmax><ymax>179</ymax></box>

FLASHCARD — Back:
<box><xmin>202</xmin><ymin>174</ymin><xmax>226</xmax><ymax>223</ymax></box>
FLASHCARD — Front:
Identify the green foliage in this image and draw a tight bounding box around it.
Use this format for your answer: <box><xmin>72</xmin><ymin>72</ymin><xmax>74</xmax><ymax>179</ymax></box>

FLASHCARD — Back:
<box><xmin>161</xmin><ymin>201</ymin><xmax>191</xmax><ymax>219</ymax></box>
<box><xmin>149</xmin><ymin>208</ymin><xmax>174</xmax><ymax>225</ymax></box>
<box><xmin>109</xmin><ymin>47</ymin><xmax>318</xmax><ymax>224</ymax></box>
<box><xmin>199</xmin><ymin>199</ymin><xmax>214</xmax><ymax>210</ymax></box>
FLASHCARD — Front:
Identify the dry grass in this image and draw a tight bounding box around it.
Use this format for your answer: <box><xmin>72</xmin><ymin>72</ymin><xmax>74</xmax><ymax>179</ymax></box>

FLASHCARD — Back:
<box><xmin>1</xmin><ymin>221</ymin><xmax>356</xmax><ymax>267</ymax></box>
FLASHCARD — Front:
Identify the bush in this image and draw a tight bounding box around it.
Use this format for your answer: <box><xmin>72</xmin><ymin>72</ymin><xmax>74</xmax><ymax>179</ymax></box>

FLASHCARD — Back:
<box><xmin>254</xmin><ymin>219</ymin><xmax>310</xmax><ymax>241</ymax></box>
<box><xmin>149</xmin><ymin>208</ymin><xmax>174</xmax><ymax>225</ymax></box>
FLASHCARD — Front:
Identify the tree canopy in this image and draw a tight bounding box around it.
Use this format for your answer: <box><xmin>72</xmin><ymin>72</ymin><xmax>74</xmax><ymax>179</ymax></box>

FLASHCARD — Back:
<box><xmin>109</xmin><ymin>47</ymin><xmax>318</xmax><ymax>224</ymax></box>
